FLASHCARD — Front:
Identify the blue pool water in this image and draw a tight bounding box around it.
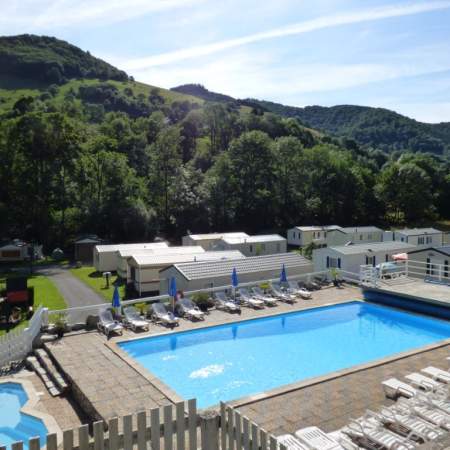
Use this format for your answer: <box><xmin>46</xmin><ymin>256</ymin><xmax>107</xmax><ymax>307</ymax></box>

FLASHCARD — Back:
<box><xmin>0</xmin><ymin>382</ymin><xmax>48</xmax><ymax>449</ymax></box>
<box><xmin>119</xmin><ymin>301</ymin><xmax>450</xmax><ymax>408</ymax></box>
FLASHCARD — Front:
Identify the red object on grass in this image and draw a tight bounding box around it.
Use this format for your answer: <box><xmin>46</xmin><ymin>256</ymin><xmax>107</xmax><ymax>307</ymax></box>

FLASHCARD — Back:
<box><xmin>6</xmin><ymin>290</ymin><xmax>29</xmax><ymax>303</ymax></box>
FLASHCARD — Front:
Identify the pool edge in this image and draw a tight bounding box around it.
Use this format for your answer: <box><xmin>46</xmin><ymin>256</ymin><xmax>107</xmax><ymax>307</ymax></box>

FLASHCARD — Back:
<box><xmin>106</xmin><ymin>299</ymin><xmax>363</xmax><ymax>406</ymax></box>
<box><xmin>225</xmin><ymin>337</ymin><xmax>450</xmax><ymax>409</ymax></box>
<box><xmin>0</xmin><ymin>377</ymin><xmax>63</xmax><ymax>448</ymax></box>
<box><xmin>106</xmin><ymin>299</ymin><xmax>450</xmax><ymax>411</ymax></box>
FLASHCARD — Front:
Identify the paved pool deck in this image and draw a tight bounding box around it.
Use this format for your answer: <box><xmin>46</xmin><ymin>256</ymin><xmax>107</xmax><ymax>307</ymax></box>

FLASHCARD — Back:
<box><xmin>43</xmin><ymin>283</ymin><xmax>450</xmax><ymax>438</ymax></box>
<box><xmin>44</xmin><ymin>285</ymin><xmax>360</xmax><ymax>424</ymax></box>
<box><xmin>366</xmin><ymin>277</ymin><xmax>450</xmax><ymax>305</ymax></box>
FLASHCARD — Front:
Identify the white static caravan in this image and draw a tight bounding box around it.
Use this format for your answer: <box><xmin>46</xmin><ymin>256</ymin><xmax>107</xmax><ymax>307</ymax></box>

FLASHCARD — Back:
<box><xmin>313</xmin><ymin>241</ymin><xmax>416</xmax><ymax>276</ymax></box>
<box><xmin>182</xmin><ymin>232</ymin><xmax>249</xmax><ymax>250</ymax></box>
<box><xmin>129</xmin><ymin>251</ymin><xmax>245</xmax><ymax>295</ymax></box>
<box><xmin>94</xmin><ymin>242</ymin><xmax>168</xmax><ymax>272</ymax></box>
<box><xmin>393</xmin><ymin>228</ymin><xmax>443</xmax><ymax>247</ymax></box>
<box><xmin>216</xmin><ymin>234</ymin><xmax>287</xmax><ymax>256</ymax></box>
<box><xmin>326</xmin><ymin>226</ymin><xmax>384</xmax><ymax>247</ymax></box>
<box><xmin>159</xmin><ymin>252</ymin><xmax>314</xmax><ymax>294</ymax></box>
<box><xmin>287</xmin><ymin>225</ymin><xmax>340</xmax><ymax>247</ymax></box>
<box><xmin>116</xmin><ymin>246</ymin><xmax>205</xmax><ymax>280</ymax></box>
<box><xmin>406</xmin><ymin>246</ymin><xmax>450</xmax><ymax>281</ymax></box>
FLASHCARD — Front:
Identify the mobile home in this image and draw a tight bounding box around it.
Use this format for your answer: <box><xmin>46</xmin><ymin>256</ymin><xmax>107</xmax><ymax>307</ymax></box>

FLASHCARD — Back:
<box><xmin>407</xmin><ymin>246</ymin><xmax>450</xmax><ymax>281</ymax></box>
<box><xmin>182</xmin><ymin>232</ymin><xmax>249</xmax><ymax>250</ymax></box>
<box><xmin>216</xmin><ymin>234</ymin><xmax>287</xmax><ymax>256</ymax></box>
<box><xmin>0</xmin><ymin>240</ymin><xmax>43</xmax><ymax>262</ymax></box>
<box><xmin>94</xmin><ymin>242</ymin><xmax>168</xmax><ymax>272</ymax></box>
<box><xmin>129</xmin><ymin>250</ymin><xmax>245</xmax><ymax>295</ymax></box>
<box><xmin>287</xmin><ymin>225</ymin><xmax>340</xmax><ymax>247</ymax></box>
<box><xmin>393</xmin><ymin>228</ymin><xmax>443</xmax><ymax>247</ymax></box>
<box><xmin>159</xmin><ymin>252</ymin><xmax>314</xmax><ymax>294</ymax></box>
<box><xmin>313</xmin><ymin>241</ymin><xmax>416</xmax><ymax>276</ymax></box>
<box><xmin>326</xmin><ymin>226</ymin><xmax>384</xmax><ymax>247</ymax></box>
<box><xmin>116</xmin><ymin>246</ymin><xmax>205</xmax><ymax>280</ymax></box>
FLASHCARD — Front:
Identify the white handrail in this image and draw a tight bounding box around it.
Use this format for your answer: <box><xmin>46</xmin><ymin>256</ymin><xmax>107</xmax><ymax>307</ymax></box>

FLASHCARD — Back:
<box><xmin>46</xmin><ymin>270</ymin><xmax>341</xmax><ymax>324</ymax></box>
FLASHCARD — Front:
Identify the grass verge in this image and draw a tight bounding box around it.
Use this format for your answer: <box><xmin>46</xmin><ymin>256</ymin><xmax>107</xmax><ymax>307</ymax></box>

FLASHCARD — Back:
<box><xmin>69</xmin><ymin>266</ymin><xmax>125</xmax><ymax>302</ymax></box>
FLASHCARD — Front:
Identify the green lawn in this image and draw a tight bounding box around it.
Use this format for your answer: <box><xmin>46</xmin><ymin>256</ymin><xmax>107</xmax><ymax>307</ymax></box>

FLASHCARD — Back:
<box><xmin>0</xmin><ymin>271</ymin><xmax>66</xmax><ymax>336</ymax></box>
<box><xmin>69</xmin><ymin>266</ymin><xmax>125</xmax><ymax>302</ymax></box>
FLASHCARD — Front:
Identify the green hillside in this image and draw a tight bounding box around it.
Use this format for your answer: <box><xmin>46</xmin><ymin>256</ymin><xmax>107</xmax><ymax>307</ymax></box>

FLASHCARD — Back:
<box><xmin>247</xmin><ymin>100</ymin><xmax>450</xmax><ymax>155</ymax></box>
<box><xmin>0</xmin><ymin>35</ymin><xmax>449</xmax><ymax>254</ymax></box>
<box><xmin>0</xmin><ymin>34</ymin><xmax>128</xmax><ymax>85</ymax></box>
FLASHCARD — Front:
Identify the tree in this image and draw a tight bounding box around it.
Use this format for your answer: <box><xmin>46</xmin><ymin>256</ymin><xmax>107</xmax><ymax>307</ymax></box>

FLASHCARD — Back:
<box><xmin>274</xmin><ymin>136</ymin><xmax>304</xmax><ymax>226</ymax></box>
<box><xmin>375</xmin><ymin>161</ymin><xmax>434</xmax><ymax>223</ymax></box>
<box><xmin>221</xmin><ymin>131</ymin><xmax>277</xmax><ymax>230</ymax></box>
<box><xmin>148</xmin><ymin>126</ymin><xmax>183</xmax><ymax>231</ymax></box>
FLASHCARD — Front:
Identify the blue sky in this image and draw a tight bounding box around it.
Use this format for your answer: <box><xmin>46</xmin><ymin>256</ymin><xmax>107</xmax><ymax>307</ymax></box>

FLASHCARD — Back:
<box><xmin>2</xmin><ymin>0</ymin><xmax>450</xmax><ymax>122</ymax></box>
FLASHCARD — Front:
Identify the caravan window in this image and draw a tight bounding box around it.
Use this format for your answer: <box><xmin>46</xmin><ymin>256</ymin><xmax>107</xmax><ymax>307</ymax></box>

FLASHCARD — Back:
<box><xmin>366</xmin><ymin>255</ymin><xmax>375</xmax><ymax>266</ymax></box>
<box><xmin>329</xmin><ymin>257</ymin><xmax>340</xmax><ymax>268</ymax></box>
<box><xmin>418</xmin><ymin>237</ymin><xmax>424</xmax><ymax>245</ymax></box>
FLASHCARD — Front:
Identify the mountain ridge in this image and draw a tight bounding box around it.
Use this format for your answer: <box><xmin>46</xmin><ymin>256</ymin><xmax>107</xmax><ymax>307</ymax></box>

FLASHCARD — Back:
<box><xmin>171</xmin><ymin>84</ymin><xmax>450</xmax><ymax>155</ymax></box>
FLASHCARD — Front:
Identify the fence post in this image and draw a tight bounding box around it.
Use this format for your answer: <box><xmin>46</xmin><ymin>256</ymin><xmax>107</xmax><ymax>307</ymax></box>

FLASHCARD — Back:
<box><xmin>200</xmin><ymin>410</ymin><xmax>220</xmax><ymax>450</ymax></box>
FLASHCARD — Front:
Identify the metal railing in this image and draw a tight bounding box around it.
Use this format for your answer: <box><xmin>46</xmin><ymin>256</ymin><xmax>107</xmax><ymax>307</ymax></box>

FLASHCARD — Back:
<box><xmin>46</xmin><ymin>270</ymin><xmax>334</xmax><ymax>326</ymax></box>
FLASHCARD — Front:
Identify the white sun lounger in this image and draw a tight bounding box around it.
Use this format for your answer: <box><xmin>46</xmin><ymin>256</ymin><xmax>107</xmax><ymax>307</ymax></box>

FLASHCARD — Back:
<box><xmin>176</xmin><ymin>298</ymin><xmax>205</xmax><ymax>321</ymax></box>
<box><xmin>97</xmin><ymin>309</ymin><xmax>124</xmax><ymax>337</ymax></box>
<box><xmin>239</xmin><ymin>288</ymin><xmax>265</xmax><ymax>309</ymax></box>
<box><xmin>277</xmin><ymin>435</ymin><xmax>309</xmax><ymax>450</ymax></box>
<box><xmin>396</xmin><ymin>397</ymin><xmax>450</xmax><ymax>432</ymax></box>
<box><xmin>405</xmin><ymin>373</ymin><xmax>443</xmax><ymax>391</ymax></box>
<box><xmin>151</xmin><ymin>303</ymin><xmax>179</xmax><ymax>328</ymax></box>
<box><xmin>382</xmin><ymin>378</ymin><xmax>417</xmax><ymax>399</ymax></box>
<box><xmin>295</xmin><ymin>426</ymin><xmax>345</xmax><ymax>450</ymax></box>
<box><xmin>251</xmin><ymin>286</ymin><xmax>278</xmax><ymax>306</ymax></box>
<box><xmin>123</xmin><ymin>306</ymin><xmax>149</xmax><ymax>331</ymax></box>
<box><xmin>288</xmin><ymin>281</ymin><xmax>312</xmax><ymax>299</ymax></box>
<box><xmin>214</xmin><ymin>292</ymin><xmax>241</xmax><ymax>313</ymax></box>
<box><xmin>327</xmin><ymin>431</ymin><xmax>362</xmax><ymax>450</ymax></box>
<box><xmin>420</xmin><ymin>392</ymin><xmax>450</xmax><ymax>416</ymax></box>
<box><xmin>421</xmin><ymin>366</ymin><xmax>450</xmax><ymax>383</ymax></box>
<box><xmin>343</xmin><ymin>415</ymin><xmax>415</xmax><ymax>450</ymax></box>
<box><xmin>270</xmin><ymin>283</ymin><xmax>296</xmax><ymax>304</ymax></box>
<box><xmin>377</xmin><ymin>405</ymin><xmax>445</xmax><ymax>442</ymax></box>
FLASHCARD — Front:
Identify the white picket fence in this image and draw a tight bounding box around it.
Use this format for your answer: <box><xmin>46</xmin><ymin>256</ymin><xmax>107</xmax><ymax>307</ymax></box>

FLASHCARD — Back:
<box><xmin>0</xmin><ymin>400</ymin><xmax>283</xmax><ymax>450</ymax></box>
<box><xmin>0</xmin><ymin>305</ymin><xmax>47</xmax><ymax>370</ymax></box>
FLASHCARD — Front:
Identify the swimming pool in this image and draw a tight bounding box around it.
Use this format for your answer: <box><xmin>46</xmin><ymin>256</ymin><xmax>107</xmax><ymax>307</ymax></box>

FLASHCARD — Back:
<box><xmin>0</xmin><ymin>382</ymin><xmax>48</xmax><ymax>449</ymax></box>
<box><xmin>119</xmin><ymin>301</ymin><xmax>450</xmax><ymax>408</ymax></box>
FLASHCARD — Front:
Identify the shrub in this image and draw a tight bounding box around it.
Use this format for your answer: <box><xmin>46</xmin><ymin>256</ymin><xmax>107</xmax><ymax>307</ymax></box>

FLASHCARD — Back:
<box><xmin>191</xmin><ymin>292</ymin><xmax>214</xmax><ymax>311</ymax></box>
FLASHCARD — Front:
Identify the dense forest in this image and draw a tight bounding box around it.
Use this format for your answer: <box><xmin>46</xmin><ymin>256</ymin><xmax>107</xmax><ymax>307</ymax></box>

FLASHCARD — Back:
<box><xmin>174</xmin><ymin>84</ymin><xmax>450</xmax><ymax>156</ymax></box>
<box><xmin>0</xmin><ymin>36</ymin><xmax>449</xmax><ymax>252</ymax></box>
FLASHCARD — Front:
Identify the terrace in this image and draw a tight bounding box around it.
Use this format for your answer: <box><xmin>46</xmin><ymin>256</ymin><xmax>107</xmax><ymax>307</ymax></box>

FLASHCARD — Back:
<box><xmin>3</xmin><ymin>264</ymin><xmax>450</xmax><ymax>450</ymax></box>
<box><xmin>43</xmin><ymin>285</ymin><xmax>360</xmax><ymax>428</ymax></box>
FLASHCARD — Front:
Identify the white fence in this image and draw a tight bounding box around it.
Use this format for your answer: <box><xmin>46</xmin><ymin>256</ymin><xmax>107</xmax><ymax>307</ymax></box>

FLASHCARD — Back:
<box><xmin>0</xmin><ymin>305</ymin><xmax>47</xmax><ymax>370</ymax></box>
<box><xmin>47</xmin><ymin>270</ymin><xmax>334</xmax><ymax>326</ymax></box>
<box><xmin>0</xmin><ymin>400</ymin><xmax>285</xmax><ymax>450</ymax></box>
<box><xmin>359</xmin><ymin>259</ymin><xmax>450</xmax><ymax>288</ymax></box>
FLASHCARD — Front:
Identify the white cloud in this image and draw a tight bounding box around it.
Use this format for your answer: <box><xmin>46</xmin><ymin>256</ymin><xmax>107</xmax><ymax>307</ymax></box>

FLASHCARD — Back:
<box><xmin>383</xmin><ymin>102</ymin><xmax>450</xmax><ymax>123</ymax></box>
<box><xmin>129</xmin><ymin>48</ymin><xmax>450</xmax><ymax>99</ymax></box>
<box><xmin>0</xmin><ymin>0</ymin><xmax>205</xmax><ymax>31</ymax></box>
<box><xmin>123</xmin><ymin>1</ymin><xmax>450</xmax><ymax>69</ymax></box>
